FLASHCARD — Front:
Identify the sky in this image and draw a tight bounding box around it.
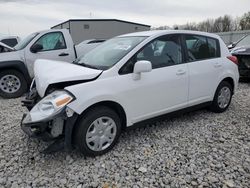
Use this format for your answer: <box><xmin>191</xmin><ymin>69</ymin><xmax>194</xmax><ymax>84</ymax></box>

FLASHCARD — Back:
<box><xmin>0</xmin><ymin>0</ymin><xmax>249</xmax><ymax>38</ymax></box>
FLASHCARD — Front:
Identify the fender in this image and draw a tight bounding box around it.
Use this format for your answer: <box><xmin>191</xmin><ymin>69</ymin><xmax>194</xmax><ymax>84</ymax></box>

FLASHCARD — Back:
<box><xmin>0</xmin><ymin>60</ymin><xmax>32</xmax><ymax>84</ymax></box>
<box><xmin>217</xmin><ymin>70</ymin><xmax>238</xmax><ymax>93</ymax></box>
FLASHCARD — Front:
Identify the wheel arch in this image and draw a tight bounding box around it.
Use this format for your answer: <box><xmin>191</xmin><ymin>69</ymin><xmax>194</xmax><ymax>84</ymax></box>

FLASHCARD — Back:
<box><xmin>0</xmin><ymin>61</ymin><xmax>32</xmax><ymax>84</ymax></box>
<box><xmin>220</xmin><ymin>77</ymin><xmax>235</xmax><ymax>94</ymax></box>
<box><xmin>73</xmin><ymin>100</ymin><xmax>127</xmax><ymax>132</ymax></box>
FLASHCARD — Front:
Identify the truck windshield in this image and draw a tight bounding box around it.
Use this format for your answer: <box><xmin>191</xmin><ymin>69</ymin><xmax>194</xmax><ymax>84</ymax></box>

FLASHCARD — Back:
<box><xmin>76</xmin><ymin>36</ymin><xmax>147</xmax><ymax>70</ymax></box>
<box><xmin>14</xmin><ymin>32</ymin><xmax>39</xmax><ymax>50</ymax></box>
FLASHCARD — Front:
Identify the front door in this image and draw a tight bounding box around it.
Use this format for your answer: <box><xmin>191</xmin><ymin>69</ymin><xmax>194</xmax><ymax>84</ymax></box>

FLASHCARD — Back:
<box><xmin>118</xmin><ymin>34</ymin><xmax>189</xmax><ymax>124</ymax></box>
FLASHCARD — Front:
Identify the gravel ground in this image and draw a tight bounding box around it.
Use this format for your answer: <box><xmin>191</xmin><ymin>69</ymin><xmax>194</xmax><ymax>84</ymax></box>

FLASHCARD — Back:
<box><xmin>0</xmin><ymin>83</ymin><xmax>250</xmax><ymax>188</ymax></box>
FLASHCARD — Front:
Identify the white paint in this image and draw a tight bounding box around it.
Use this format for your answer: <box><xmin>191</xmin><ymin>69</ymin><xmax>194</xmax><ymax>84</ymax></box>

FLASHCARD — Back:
<box><xmin>34</xmin><ymin>30</ymin><xmax>239</xmax><ymax>127</ymax></box>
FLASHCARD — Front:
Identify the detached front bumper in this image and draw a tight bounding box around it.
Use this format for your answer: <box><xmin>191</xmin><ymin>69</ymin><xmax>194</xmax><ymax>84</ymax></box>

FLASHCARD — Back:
<box><xmin>21</xmin><ymin>109</ymin><xmax>78</xmax><ymax>153</ymax></box>
<box><xmin>21</xmin><ymin>113</ymin><xmax>49</xmax><ymax>139</ymax></box>
<box><xmin>21</xmin><ymin>87</ymin><xmax>79</xmax><ymax>153</ymax></box>
<box><xmin>21</xmin><ymin>111</ymin><xmax>64</xmax><ymax>141</ymax></box>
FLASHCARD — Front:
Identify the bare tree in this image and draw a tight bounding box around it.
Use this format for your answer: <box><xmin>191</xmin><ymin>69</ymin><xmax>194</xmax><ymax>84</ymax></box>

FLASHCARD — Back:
<box><xmin>183</xmin><ymin>22</ymin><xmax>198</xmax><ymax>30</ymax></box>
<box><xmin>153</xmin><ymin>11</ymin><xmax>250</xmax><ymax>32</ymax></box>
<box><xmin>240</xmin><ymin>12</ymin><xmax>250</xmax><ymax>30</ymax></box>
<box><xmin>213</xmin><ymin>17</ymin><xmax>224</xmax><ymax>32</ymax></box>
<box><xmin>197</xmin><ymin>19</ymin><xmax>214</xmax><ymax>32</ymax></box>
<box><xmin>232</xmin><ymin>16</ymin><xmax>241</xmax><ymax>31</ymax></box>
<box><xmin>222</xmin><ymin>15</ymin><xmax>233</xmax><ymax>32</ymax></box>
<box><xmin>151</xmin><ymin>25</ymin><xmax>171</xmax><ymax>30</ymax></box>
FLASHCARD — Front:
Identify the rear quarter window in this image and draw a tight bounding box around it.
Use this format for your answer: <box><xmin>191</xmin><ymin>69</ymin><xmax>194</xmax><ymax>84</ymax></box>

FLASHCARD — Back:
<box><xmin>184</xmin><ymin>35</ymin><xmax>220</xmax><ymax>62</ymax></box>
<box><xmin>207</xmin><ymin>38</ymin><xmax>220</xmax><ymax>58</ymax></box>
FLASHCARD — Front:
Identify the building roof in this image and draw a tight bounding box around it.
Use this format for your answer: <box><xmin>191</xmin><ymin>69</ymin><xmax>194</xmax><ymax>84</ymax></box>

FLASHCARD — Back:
<box><xmin>51</xmin><ymin>19</ymin><xmax>151</xmax><ymax>29</ymax></box>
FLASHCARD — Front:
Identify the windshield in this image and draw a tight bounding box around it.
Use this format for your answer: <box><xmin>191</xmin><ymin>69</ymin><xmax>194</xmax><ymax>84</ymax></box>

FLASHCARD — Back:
<box><xmin>14</xmin><ymin>32</ymin><xmax>39</xmax><ymax>50</ymax></box>
<box><xmin>75</xmin><ymin>36</ymin><xmax>147</xmax><ymax>70</ymax></box>
<box><xmin>236</xmin><ymin>35</ymin><xmax>250</xmax><ymax>48</ymax></box>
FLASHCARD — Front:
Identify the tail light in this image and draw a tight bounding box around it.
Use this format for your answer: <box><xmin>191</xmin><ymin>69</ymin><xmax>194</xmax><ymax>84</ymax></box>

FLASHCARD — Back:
<box><xmin>227</xmin><ymin>56</ymin><xmax>238</xmax><ymax>65</ymax></box>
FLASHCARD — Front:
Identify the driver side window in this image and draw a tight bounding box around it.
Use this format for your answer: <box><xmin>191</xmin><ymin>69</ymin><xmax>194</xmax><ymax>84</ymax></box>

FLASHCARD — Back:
<box><xmin>119</xmin><ymin>34</ymin><xmax>183</xmax><ymax>74</ymax></box>
<box><xmin>34</xmin><ymin>32</ymin><xmax>66</xmax><ymax>51</ymax></box>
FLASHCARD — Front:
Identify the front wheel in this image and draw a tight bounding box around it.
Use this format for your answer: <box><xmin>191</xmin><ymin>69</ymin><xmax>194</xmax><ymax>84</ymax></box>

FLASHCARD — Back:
<box><xmin>0</xmin><ymin>70</ymin><xmax>28</xmax><ymax>98</ymax></box>
<box><xmin>210</xmin><ymin>81</ymin><xmax>233</xmax><ymax>113</ymax></box>
<box><xmin>74</xmin><ymin>106</ymin><xmax>122</xmax><ymax>157</ymax></box>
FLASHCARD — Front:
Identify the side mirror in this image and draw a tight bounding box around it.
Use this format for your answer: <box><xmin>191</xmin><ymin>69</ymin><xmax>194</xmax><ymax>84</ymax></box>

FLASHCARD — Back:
<box><xmin>133</xmin><ymin>60</ymin><xmax>152</xmax><ymax>80</ymax></box>
<box><xmin>30</xmin><ymin>44</ymin><xmax>43</xmax><ymax>53</ymax></box>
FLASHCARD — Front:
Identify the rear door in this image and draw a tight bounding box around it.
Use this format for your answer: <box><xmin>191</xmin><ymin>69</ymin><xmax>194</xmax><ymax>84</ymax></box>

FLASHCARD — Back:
<box><xmin>183</xmin><ymin>34</ymin><xmax>222</xmax><ymax>105</ymax></box>
<box><xmin>118</xmin><ymin>34</ymin><xmax>189</xmax><ymax>123</ymax></box>
<box><xmin>24</xmin><ymin>30</ymin><xmax>75</xmax><ymax>77</ymax></box>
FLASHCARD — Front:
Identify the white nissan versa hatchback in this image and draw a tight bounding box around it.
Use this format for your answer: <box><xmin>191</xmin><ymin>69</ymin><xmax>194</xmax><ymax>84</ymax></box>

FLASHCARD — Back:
<box><xmin>21</xmin><ymin>30</ymin><xmax>239</xmax><ymax>156</ymax></box>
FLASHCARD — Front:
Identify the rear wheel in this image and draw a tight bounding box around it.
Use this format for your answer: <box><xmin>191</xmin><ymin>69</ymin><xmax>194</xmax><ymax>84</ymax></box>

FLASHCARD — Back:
<box><xmin>74</xmin><ymin>106</ymin><xmax>122</xmax><ymax>157</ymax></box>
<box><xmin>0</xmin><ymin>70</ymin><xmax>27</xmax><ymax>98</ymax></box>
<box><xmin>210</xmin><ymin>81</ymin><xmax>233</xmax><ymax>113</ymax></box>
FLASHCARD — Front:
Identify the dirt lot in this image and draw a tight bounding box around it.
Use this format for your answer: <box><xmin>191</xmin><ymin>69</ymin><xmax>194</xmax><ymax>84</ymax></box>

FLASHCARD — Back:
<box><xmin>0</xmin><ymin>83</ymin><xmax>249</xmax><ymax>188</ymax></box>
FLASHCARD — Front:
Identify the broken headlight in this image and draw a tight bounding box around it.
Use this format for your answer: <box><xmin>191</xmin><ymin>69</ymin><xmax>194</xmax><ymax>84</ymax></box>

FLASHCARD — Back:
<box><xmin>28</xmin><ymin>90</ymin><xmax>74</xmax><ymax>122</ymax></box>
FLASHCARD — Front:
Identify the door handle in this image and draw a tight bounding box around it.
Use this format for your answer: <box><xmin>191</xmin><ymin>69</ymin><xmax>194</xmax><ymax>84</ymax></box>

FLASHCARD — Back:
<box><xmin>58</xmin><ymin>52</ymin><xmax>69</xmax><ymax>56</ymax></box>
<box><xmin>176</xmin><ymin>69</ymin><xmax>186</xmax><ymax>75</ymax></box>
<box><xmin>214</xmin><ymin>62</ymin><xmax>222</xmax><ymax>68</ymax></box>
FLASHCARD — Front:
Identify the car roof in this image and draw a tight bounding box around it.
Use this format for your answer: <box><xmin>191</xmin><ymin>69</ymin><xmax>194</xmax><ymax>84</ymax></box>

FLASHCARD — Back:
<box><xmin>119</xmin><ymin>30</ymin><xmax>220</xmax><ymax>39</ymax></box>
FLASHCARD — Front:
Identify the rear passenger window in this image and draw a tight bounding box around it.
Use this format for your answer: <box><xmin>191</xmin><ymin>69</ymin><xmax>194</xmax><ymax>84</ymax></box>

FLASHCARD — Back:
<box><xmin>185</xmin><ymin>35</ymin><xmax>220</xmax><ymax>62</ymax></box>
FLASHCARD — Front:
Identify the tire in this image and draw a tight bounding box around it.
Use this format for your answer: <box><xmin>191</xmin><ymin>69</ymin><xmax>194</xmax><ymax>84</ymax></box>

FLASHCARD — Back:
<box><xmin>0</xmin><ymin>69</ymin><xmax>28</xmax><ymax>99</ymax></box>
<box><xmin>74</xmin><ymin>106</ymin><xmax>122</xmax><ymax>157</ymax></box>
<box><xmin>210</xmin><ymin>81</ymin><xmax>233</xmax><ymax>113</ymax></box>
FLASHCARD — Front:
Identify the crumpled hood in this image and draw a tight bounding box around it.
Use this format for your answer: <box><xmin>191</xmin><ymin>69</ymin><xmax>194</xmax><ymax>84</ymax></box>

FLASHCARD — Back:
<box><xmin>34</xmin><ymin>59</ymin><xmax>102</xmax><ymax>97</ymax></box>
<box><xmin>231</xmin><ymin>45</ymin><xmax>250</xmax><ymax>55</ymax></box>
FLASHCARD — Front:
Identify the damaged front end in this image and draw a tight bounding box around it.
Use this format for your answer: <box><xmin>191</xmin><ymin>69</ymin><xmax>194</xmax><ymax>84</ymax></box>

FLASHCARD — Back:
<box><xmin>22</xmin><ymin>79</ymin><xmax>40</xmax><ymax>110</ymax></box>
<box><xmin>21</xmin><ymin>89</ymin><xmax>78</xmax><ymax>153</ymax></box>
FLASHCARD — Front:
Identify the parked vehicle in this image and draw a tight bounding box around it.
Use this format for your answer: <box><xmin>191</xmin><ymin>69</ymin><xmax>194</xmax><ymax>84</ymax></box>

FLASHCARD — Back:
<box><xmin>21</xmin><ymin>30</ymin><xmax>239</xmax><ymax>156</ymax></box>
<box><xmin>0</xmin><ymin>29</ymin><xmax>96</xmax><ymax>98</ymax></box>
<box><xmin>229</xmin><ymin>34</ymin><xmax>250</xmax><ymax>78</ymax></box>
<box><xmin>75</xmin><ymin>39</ymin><xmax>105</xmax><ymax>55</ymax></box>
<box><xmin>0</xmin><ymin>36</ymin><xmax>20</xmax><ymax>47</ymax></box>
<box><xmin>0</xmin><ymin>42</ymin><xmax>13</xmax><ymax>53</ymax></box>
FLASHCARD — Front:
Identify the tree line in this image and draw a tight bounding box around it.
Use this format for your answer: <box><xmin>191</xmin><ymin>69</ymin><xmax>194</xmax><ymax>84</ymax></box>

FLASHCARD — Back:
<box><xmin>153</xmin><ymin>11</ymin><xmax>250</xmax><ymax>33</ymax></box>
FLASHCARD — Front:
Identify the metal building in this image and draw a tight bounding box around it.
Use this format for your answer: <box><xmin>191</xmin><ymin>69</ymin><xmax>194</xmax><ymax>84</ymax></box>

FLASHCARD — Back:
<box><xmin>51</xmin><ymin>19</ymin><xmax>151</xmax><ymax>44</ymax></box>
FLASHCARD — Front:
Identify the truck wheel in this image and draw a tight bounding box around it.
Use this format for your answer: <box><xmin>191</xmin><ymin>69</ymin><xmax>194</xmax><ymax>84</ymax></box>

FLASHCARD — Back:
<box><xmin>0</xmin><ymin>70</ymin><xmax>28</xmax><ymax>98</ymax></box>
<box><xmin>210</xmin><ymin>81</ymin><xmax>232</xmax><ymax>113</ymax></box>
<box><xmin>74</xmin><ymin>106</ymin><xmax>122</xmax><ymax>157</ymax></box>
